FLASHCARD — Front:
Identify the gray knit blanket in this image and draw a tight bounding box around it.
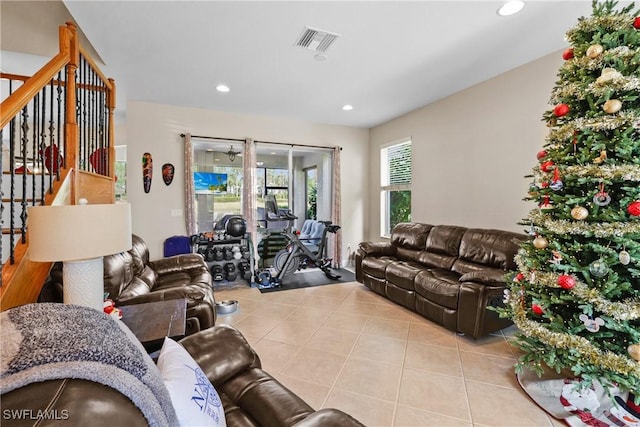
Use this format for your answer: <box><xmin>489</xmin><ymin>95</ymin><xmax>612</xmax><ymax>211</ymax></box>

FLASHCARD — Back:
<box><xmin>0</xmin><ymin>303</ymin><xmax>178</xmax><ymax>427</ymax></box>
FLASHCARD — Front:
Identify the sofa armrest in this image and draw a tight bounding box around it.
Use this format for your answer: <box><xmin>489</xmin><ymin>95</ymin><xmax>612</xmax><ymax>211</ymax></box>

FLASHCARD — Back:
<box><xmin>358</xmin><ymin>241</ymin><xmax>396</xmax><ymax>257</ymax></box>
<box><xmin>459</xmin><ymin>270</ymin><xmax>507</xmax><ymax>285</ymax></box>
<box><xmin>293</xmin><ymin>408</ymin><xmax>365</xmax><ymax>427</ymax></box>
<box><xmin>178</xmin><ymin>325</ymin><xmax>261</xmax><ymax>386</ymax></box>
<box><xmin>149</xmin><ymin>253</ymin><xmax>208</xmax><ymax>277</ymax></box>
<box><xmin>118</xmin><ymin>286</ymin><xmax>207</xmax><ymax>308</ymax></box>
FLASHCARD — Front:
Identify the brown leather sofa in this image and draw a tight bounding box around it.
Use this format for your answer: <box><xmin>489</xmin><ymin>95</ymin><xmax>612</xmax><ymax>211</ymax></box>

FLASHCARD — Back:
<box><xmin>40</xmin><ymin>234</ymin><xmax>216</xmax><ymax>336</ymax></box>
<box><xmin>2</xmin><ymin>315</ymin><xmax>364</xmax><ymax>427</ymax></box>
<box><xmin>356</xmin><ymin>222</ymin><xmax>526</xmax><ymax>339</ymax></box>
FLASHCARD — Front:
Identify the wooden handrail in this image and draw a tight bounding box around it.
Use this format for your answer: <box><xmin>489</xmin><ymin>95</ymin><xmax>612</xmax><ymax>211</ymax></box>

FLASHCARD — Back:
<box><xmin>0</xmin><ymin>25</ymin><xmax>74</xmax><ymax>129</ymax></box>
<box><xmin>1</xmin><ymin>21</ymin><xmax>116</xmax><ymax>310</ymax></box>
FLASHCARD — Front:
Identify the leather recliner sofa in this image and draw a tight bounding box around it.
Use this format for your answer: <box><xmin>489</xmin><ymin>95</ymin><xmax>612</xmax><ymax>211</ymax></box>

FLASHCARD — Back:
<box><xmin>355</xmin><ymin>222</ymin><xmax>526</xmax><ymax>339</ymax></box>
<box><xmin>1</xmin><ymin>304</ymin><xmax>365</xmax><ymax>427</ymax></box>
<box><xmin>40</xmin><ymin>234</ymin><xmax>216</xmax><ymax>336</ymax></box>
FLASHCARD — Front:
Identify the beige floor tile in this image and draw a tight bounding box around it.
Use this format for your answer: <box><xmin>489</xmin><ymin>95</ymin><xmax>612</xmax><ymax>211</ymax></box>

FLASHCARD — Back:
<box><xmin>214</xmin><ymin>311</ymin><xmax>248</xmax><ymax>326</ymax></box>
<box><xmin>305</xmin><ymin>325</ymin><xmax>360</xmax><ymax>356</ymax></box>
<box><xmin>371</xmin><ymin>302</ymin><xmax>417</xmax><ymax>322</ymax></box>
<box><xmin>323</xmin><ymin>311</ymin><xmax>370</xmax><ymax>333</ymax></box>
<box><xmin>364</xmin><ymin>316</ymin><xmax>410</xmax><ymax>340</ymax></box>
<box><xmin>459</xmin><ymin>351</ymin><xmax>518</xmax><ymax>389</ymax></box>
<box><xmin>335</xmin><ymin>357</ymin><xmax>402</xmax><ymax>401</ymax></box>
<box><xmin>285</xmin><ymin>305</ymin><xmax>333</xmax><ymax>324</ymax></box>
<box><xmin>407</xmin><ymin>321</ymin><xmax>458</xmax><ymax>349</ymax></box>
<box><xmin>256</xmin><ymin>289</ymin><xmax>307</xmax><ymax>305</ymax></box>
<box><xmin>336</xmin><ymin>299</ymin><xmax>381</xmax><ymax>316</ymax></box>
<box><xmin>398</xmin><ymin>368</ymin><xmax>471</xmax><ymax>421</ymax></box>
<box><xmin>405</xmin><ymin>341</ymin><xmax>463</xmax><ymax>377</ymax></box>
<box><xmin>324</xmin><ymin>389</ymin><xmax>395</xmax><ymax>427</ymax></box>
<box><xmin>466</xmin><ymin>381</ymin><xmax>553</xmax><ymax>426</ymax></box>
<box><xmin>280</xmin><ymin>347</ymin><xmax>347</xmax><ymax>386</ymax></box>
<box><xmin>394</xmin><ymin>405</ymin><xmax>473</xmax><ymax>426</ymax></box>
<box><xmin>345</xmin><ymin>285</ymin><xmax>389</xmax><ymax>304</ymax></box>
<box><xmin>251</xmin><ymin>338</ymin><xmax>299</xmax><ymax>376</ymax></box>
<box><xmin>351</xmin><ymin>333</ymin><xmax>407</xmax><ymax>365</ymax></box>
<box><xmin>263</xmin><ymin>319</ymin><xmax>320</xmax><ymax>345</ymax></box>
<box><xmin>232</xmin><ymin>314</ymin><xmax>281</xmax><ymax>339</ymax></box>
<box><xmin>456</xmin><ymin>333</ymin><xmax>515</xmax><ymax>359</ymax></box>
<box><xmin>276</xmin><ymin>375</ymin><xmax>331</xmax><ymax>410</ymax></box>
<box><xmin>250</xmin><ymin>301</ymin><xmax>298</xmax><ymax>321</ymax></box>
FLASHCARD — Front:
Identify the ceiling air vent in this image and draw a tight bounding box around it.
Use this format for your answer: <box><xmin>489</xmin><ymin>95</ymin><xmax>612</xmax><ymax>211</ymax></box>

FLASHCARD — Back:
<box><xmin>295</xmin><ymin>26</ymin><xmax>341</xmax><ymax>53</ymax></box>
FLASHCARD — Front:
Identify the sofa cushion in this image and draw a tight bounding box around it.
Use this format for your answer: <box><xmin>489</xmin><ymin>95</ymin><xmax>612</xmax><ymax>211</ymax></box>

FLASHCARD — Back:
<box><xmin>459</xmin><ymin>269</ymin><xmax>507</xmax><ymax>284</ymax></box>
<box><xmin>361</xmin><ymin>256</ymin><xmax>396</xmax><ymax>279</ymax></box>
<box><xmin>385</xmin><ymin>261</ymin><xmax>423</xmax><ymax>291</ymax></box>
<box><xmin>414</xmin><ymin>269</ymin><xmax>462</xmax><ymax>310</ymax></box>
<box><xmin>417</xmin><ymin>251</ymin><xmax>457</xmax><ymax>270</ymax></box>
<box><xmin>425</xmin><ymin>225</ymin><xmax>467</xmax><ymax>256</ymax></box>
<box><xmin>390</xmin><ymin>222</ymin><xmax>432</xmax><ymax>250</ymax></box>
<box><xmin>456</xmin><ymin>228</ymin><xmax>524</xmax><ymax>272</ymax></box>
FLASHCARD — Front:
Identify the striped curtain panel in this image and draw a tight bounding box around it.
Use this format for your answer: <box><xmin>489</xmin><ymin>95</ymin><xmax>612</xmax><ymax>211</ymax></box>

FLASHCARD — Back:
<box><xmin>242</xmin><ymin>138</ymin><xmax>257</xmax><ymax>256</ymax></box>
<box><xmin>183</xmin><ymin>133</ymin><xmax>196</xmax><ymax>236</ymax></box>
<box><xmin>332</xmin><ymin>146</ymin><xmax>342</xmax><ymax>268</ymax></box>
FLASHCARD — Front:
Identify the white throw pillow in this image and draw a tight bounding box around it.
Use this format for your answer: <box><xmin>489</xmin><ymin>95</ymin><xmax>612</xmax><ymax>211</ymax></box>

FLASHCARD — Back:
<box><xmin>157</xmin><ymin>337</ymin><xmax>226</xmax><ymax>427</ymax></box>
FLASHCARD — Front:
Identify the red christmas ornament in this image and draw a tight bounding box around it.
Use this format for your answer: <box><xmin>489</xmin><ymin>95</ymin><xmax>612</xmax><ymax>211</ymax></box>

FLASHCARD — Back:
<box><xmin>627</xmin><ymin>201</ymin><xmax>640</xmax><ymax>216</ymax></box>
<box><xmin>536</xmin><ymin>150</ymin><xmax>547</xmax><ymax>160</ymax></box>
<box><xmin>540</xmin><ymin>161</ymin><xmax>555</xmax><ymax>173</ymax></box>
<box><xmin>558</xmin><ymin>274</ymin><xmax>576</xmax><ymax>290</ymax></box>
<box><xmin>515</xmin><ymin>272</ymin><xmax>525</xmax><ymax>282</ymax></box>
<box><xmin>532</xmin><ymin>304</ymin><xmax>544</xmax><ymax>315</ymax></box>
<box><xmin>562</xmin><ymin>48</ymin><xmax>574</xmax><ymax>60</ymax></box>
<box><xmin>634</xmin><ymin>16</ymin><xmax>640</xmax><ymax>29</ymax></box>
<box><xmin>541</xmin><ymin>181</ymin><xmax>550</xmax><ymax>188</ymax></box>
<box><xmin>554</xmin><ymin>104</ymin><xmax>570</xmax><ymax>117</ymax></box>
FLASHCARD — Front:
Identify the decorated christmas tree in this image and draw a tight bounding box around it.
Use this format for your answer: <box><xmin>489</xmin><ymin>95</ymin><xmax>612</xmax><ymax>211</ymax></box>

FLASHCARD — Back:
<box><xmin>501</xmin><ymin>0</ymin><xmax>640</xmax><ymax>399</ymax></box>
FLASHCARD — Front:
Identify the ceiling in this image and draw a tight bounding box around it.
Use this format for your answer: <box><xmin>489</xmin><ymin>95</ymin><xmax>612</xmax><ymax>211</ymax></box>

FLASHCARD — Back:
<box><xmin>1</xmin><ymin>1</ymin><xmax>629</xmax><ymax>128</ymax></box>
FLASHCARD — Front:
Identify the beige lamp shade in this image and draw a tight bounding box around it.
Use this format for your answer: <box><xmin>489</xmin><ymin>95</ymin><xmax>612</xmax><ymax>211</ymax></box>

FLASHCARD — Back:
<box><xmin>28</xmin><ymin>203</ymin><xmax>132</xmax><ymax>262</ymax></box>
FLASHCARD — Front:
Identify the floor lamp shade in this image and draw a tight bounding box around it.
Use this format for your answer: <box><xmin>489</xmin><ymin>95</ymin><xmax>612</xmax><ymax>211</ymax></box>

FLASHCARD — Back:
<box><xmin>28</xmin><ymin>203</ymin><xmax>132</xmax><ymax>311</ymax></box>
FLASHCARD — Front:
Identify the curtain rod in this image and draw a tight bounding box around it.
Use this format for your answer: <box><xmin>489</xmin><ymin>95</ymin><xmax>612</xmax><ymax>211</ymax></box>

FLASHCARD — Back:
<box><xmin>181</xmin><ymin>133</ymin><xmax>341</xmax><ymax>151</ymax></box>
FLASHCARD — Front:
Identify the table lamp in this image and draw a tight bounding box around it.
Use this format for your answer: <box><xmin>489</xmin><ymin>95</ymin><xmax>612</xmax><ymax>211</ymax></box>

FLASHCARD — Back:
<box><xmin>28</xmin><ymin>201</ymin><xmax>132</xmax><ymax>311</ymax></box>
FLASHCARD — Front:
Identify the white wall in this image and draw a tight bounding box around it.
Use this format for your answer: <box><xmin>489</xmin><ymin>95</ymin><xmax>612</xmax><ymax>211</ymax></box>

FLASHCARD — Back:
<box><xmin>367</xmin><ymin>51</ymin><xmax>563</xmax><ymax>242</ymax></box>
<box><xmin>126</xmin><ymin>101</ymin><xmax>369</xmax><ymax>261</ymax></box>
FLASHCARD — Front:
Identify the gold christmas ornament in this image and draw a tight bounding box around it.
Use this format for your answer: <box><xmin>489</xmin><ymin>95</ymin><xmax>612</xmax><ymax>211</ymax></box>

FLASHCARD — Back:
<box><xmin>586</xmin><ymin>44</ymin><xmax>604</xmax><ymax>58</ymax></box>
<box><xmin>628</xmin><ymin>344</ymin><xmax>640</xmax><ymax>361</ymax></box>
<box><xmin>603</xmin><ymin>99</ymin><xmax>622</xmax><ymax>114</ymax></box>
<box><xmin>619</xmin><ymin>250</ymin><xmax>631</xmax><ymax>265</ymax></box>
<box><xmin>533</xmin><ymin>236</ymin><xmax>549</xmax><ymax>249</ymax></box>
<box><xmin>593</xmin><ymin>150</ymin><xmax>607</xmax><ymax>164</ymax></box>
<box><xmin>596</xmin><ymin>68</ymin><xmax>622</xmax><ymax>84</ymax></box>
<box><xmin>571</xmin><ymin>206</ymin><xmax>589</xmax><ymax>220</ymax></box>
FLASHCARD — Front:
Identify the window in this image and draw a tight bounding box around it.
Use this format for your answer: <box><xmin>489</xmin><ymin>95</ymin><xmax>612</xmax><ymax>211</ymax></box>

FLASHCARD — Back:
<box><xmin>380</xmin><ymin>139</ymin><xmax>412</xmax><ymax>237</ymax></box>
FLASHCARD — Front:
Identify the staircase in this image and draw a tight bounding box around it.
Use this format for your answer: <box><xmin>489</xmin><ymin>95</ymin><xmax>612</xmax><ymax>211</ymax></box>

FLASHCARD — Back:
<box><xmin>1</xmin><ymin>22</ymin><xmax>117</xmax><ymax>310</ymax></box>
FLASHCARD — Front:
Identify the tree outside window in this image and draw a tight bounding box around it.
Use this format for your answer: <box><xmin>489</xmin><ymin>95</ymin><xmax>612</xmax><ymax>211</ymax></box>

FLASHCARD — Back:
<box><xmin>380</xmin><ymin>140</ymin><xmax>411</xmax><ymax>237</ymax></box>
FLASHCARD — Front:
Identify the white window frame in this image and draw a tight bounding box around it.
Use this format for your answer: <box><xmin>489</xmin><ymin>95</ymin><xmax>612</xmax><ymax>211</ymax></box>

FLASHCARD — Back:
<box><xmin>380</xmin><ymin>138</ymin><xmax>412</xmax><ymax>238</ymax></box>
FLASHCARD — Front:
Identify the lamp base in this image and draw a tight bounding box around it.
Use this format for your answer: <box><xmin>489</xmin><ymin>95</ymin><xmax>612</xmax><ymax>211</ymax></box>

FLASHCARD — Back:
<box><xmin>62</xmin><ymin>257</ymin><xmax>104</xmax><ymax>312</ymax></box>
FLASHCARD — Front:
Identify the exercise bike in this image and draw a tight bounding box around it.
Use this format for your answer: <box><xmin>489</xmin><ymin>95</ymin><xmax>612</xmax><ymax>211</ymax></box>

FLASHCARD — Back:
<box><xmin>261</xmin><ymin>195</ymin><xmax>341</xmax><ymax>286</ymax></box>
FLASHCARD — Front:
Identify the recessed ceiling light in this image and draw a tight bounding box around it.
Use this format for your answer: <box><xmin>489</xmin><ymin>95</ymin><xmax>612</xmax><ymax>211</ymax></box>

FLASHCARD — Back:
<box><xmin>216</xmin><ymin>84</ymin><xmax>230</xmax><ymax>93</ymax></box>
<box><xmin>342</xmin><ymin>104</ymin><xmax>353</xmax><ymax>111</ymax></box>
<box><xmin>497</xmin><ymin>0</ymin><xmax>524</xmax><ymax>16</ymax></box>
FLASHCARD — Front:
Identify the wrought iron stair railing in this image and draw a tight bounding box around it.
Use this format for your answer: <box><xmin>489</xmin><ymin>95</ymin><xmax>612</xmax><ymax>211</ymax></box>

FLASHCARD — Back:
<box><xmin>0</xmin><ymin>22</ymin><xmax>116</xmax><ymax>310</ymax></box>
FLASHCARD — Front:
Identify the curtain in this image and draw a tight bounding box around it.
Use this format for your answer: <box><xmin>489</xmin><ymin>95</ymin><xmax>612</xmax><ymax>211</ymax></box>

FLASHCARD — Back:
<box><xmin>332</xmin><ymin>146</ymin><xmax>342</xmax><ymax>268</ymax></box>
<box><xmin>183</xmin><ymin>133</ymin><xmax>196</xmax><ymax>236</ymax></box>
<box><xmin>242</xmin><ymin>138</ymin><xmax>257</xmax><ymax>256</ymax></box>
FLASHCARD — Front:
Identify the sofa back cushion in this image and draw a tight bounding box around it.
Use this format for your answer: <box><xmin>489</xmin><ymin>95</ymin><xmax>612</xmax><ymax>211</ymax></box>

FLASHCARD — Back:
<box><xmin>391</xmin><ymin>223</ymin><xmax>432</xmax><ymax>250</ymax></box>
<box><xmin>130</xmin><ymin>234</ymin><xmax>150</xmax><ymax>276</ymax></box>
<box><xmin>103</xmin><ymin>251</ymin><xmax>134</xmax><ymax>300</ymax></box>
<box><xmin>419</xmin><ymin>225</ymin><xmax>466</xmax><ymax>268</ymax></box>
<box><xmin>452</xmin><ymin>228</ymin><xmax>525</xmax><ymax>274</ymax></box>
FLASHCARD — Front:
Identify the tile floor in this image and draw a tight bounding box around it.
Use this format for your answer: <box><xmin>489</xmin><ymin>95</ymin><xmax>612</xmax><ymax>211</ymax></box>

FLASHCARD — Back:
<box><xmin>214</xmin><ymin>280</ymin><xmax>564</xmax><ymax>427</ymax></box>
